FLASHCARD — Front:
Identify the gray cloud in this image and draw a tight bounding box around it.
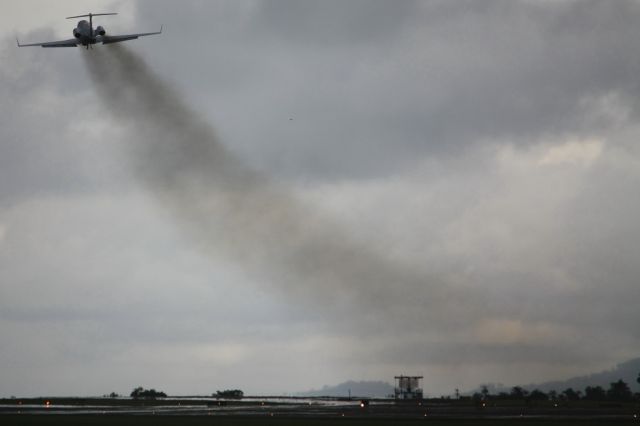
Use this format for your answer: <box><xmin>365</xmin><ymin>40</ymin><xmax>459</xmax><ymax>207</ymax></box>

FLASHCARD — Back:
<box><xmin>133</xmin><ymin>0</ymin><xmax>640</xmax><ymax>180</ymax></box>
<box><xmin>1</xmin><ymin>0</ymin><xmax>640</xmax><ymax>396</ymax></box>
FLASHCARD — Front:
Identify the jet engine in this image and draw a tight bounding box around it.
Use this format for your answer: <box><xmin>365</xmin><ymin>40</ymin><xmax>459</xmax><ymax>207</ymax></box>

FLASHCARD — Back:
<box><xmin>95</xmin><ymin>26</ymin><xmax>106</xmax><ymax>36</ymax></box>
<box><xmin>73</xmin><ymin>29</ymin><xmax>82</xmax><ymax>38</ymax></box>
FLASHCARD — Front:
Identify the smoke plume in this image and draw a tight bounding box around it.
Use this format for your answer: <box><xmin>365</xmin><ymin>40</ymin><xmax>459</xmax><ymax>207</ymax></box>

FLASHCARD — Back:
<box><xmin>82</xmin><ymin>45</ymin><xmax>464</xmax><ymax>333</ymax></box>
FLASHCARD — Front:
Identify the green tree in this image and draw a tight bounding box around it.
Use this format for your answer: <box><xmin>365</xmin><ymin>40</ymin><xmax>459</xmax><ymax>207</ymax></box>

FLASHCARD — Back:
<box><xmin>130</xmin><ymin>386</ymin><xmax>167</xmax><ymax>399</ymax></box>
<box><xmin>584</xmin><ymin>385</ymin><xmax>606</xmax><ymax>401</ymax></box>
<box><xmin>215</xmin><ymin>389</ymin><xmax>244</xmax><ymax>399</ymax></box>
<box><xmin>510</xmin><ymin>386</ymin><xmax>528</xmax><ymax>399</ymax></box>
<box><xmin>607</xmin><ymin>380</ymin><xmax>632</xmax><ymax>401</ymax></box>
<box><xmin>480</xmin><ymin>385</ymin><xmax>490</xmax><ymax>400</ymax></box>
<box><xmin>561</xmin><ymin>388</ymin><xmax>581</xmax><ymax>401</ymax></box>
<box><xmin>130</xmin><ymin>386</ymin><xmax>144</xmax><ymax>398</ymax></box>
<box><xmin>528</xmin><ymin>389</ymin><xmax>548</xmax><ymax>401</ymax></box>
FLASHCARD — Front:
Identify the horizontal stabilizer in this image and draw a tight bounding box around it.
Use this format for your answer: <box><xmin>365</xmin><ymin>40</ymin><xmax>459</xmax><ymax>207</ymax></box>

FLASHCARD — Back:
<box><xmin>66</xmin><ymin>12</ymin><xmax>118</xmax><ymax>19</ymax></box>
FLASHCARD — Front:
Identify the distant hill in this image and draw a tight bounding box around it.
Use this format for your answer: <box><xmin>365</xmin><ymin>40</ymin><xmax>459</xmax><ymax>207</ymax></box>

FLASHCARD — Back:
<box><xmin>524</xmin><ymin>358</ymin><xmax>640</xmax><ymax>393</ymax></box>
<box><xmin>297</xmin><ymin>380</ymin><xmax>394</xmax><ymax>398</ymax></box>
<box><xmin>475</xmin><ymin>358</ymin><xmax>640</xmax><ymax>395</ymax></box>
<box><xmin>302</xmin><ymin>358</ymin><xmax>640</xmax><ymax>399</ymax></box>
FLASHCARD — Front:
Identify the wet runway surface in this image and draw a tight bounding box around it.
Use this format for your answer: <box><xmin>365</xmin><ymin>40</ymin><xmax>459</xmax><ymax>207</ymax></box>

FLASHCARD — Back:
<box><xmin>1</xmin><ymin>397</ymin><xmax>638</xmax><ymax>422</ymax></box>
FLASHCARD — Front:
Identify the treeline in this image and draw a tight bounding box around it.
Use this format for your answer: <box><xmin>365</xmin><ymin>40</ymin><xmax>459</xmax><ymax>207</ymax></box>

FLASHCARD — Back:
<box><xmin>214</xmin><ymin>389</ymin><xmax>244</xmax><ymax>399</ymax></box>
<box><xmin>130</xmin><ymin>386</ymin><xmax>167</xmax><ymax>399</ymax></box>
<box><xmin>474</xmin><ymin>378</ymin><xmax>639</xmax><ymax>402</ymax></box>
<box><xmin>125</xmin><ymin>387</ymin><xmax>245</xmax><ymax>400</ymax></box>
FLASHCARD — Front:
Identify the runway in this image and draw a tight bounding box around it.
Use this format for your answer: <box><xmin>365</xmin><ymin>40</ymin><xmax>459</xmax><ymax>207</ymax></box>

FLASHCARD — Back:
<box><xmin>1</xmin><ymin>396</ymin><xmax>638</xmax><ymax>423</ymax></box>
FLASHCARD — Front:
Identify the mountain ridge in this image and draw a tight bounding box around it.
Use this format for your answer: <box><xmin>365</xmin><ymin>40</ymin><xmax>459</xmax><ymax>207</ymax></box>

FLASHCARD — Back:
<box><xmin>475</xmin><ymin>358</ymin><xmax>640</xmax><ymax>395</ymax></box>
<box><xmin>298</xmin><ymin>358</ymin><xmax>640</xmax><ymax>398</ymax></box>
<box><xmin>524</xmin><ymin>357</ymin><xmax>640</xmax><ymax>393</ymax></box>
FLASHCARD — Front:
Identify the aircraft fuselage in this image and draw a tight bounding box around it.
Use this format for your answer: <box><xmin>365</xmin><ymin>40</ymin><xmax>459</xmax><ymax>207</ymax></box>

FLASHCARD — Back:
<box><xmin>73</xmin><ymin>20</ymin><xmax>106</xmax><ymax>46</ymax></box>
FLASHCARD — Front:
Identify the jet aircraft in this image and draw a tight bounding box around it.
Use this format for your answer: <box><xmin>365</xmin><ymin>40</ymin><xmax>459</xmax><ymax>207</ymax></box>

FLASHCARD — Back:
<box><xmin>17</xmin><ymin>12</ymin><xmax>162</xmax><ymax>48</ymax></box>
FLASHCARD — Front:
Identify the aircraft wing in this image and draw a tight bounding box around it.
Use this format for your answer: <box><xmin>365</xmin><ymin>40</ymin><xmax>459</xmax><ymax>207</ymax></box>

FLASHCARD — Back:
<box><xmin>17</xmin><ymin>38</ymin><xmax>78</xmax><ymax>48</ymax></box>
<box><xmin>101</xmin><ymin>27</ymin><xmax>162</xmax><ymax>44</ymax></box>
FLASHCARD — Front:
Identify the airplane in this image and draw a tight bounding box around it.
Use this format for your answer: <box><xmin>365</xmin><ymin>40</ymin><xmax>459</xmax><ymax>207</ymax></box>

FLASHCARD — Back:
<box><xmin>16</xmin><ymin>12</ymin><xmax>162</xmax><ymax>48</ymax></box>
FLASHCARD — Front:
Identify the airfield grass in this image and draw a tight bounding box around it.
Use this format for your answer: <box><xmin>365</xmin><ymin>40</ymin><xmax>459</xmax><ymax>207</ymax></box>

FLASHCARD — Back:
<box><xmin>3</xmin><ymin>416</ymin><xmax>640</xmax><ymax>426</ymax></box>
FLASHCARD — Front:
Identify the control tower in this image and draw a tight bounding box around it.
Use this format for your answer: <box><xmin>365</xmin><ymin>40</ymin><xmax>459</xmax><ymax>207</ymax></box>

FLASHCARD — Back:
<box><xmin>394</xmin><ymin>375</ymin><xmax>423</xmax><ymax>400</ymax></box>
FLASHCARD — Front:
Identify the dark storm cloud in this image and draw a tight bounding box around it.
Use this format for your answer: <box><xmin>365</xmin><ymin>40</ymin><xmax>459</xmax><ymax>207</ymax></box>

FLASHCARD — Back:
<box><xmin>251</xmin><ymin>0</ymin><xmax>420</xmax><ymax>45</ymax></box>
<box><xmin>133</xmin><ymin>0</ymin><xmax>640</xmax><ymax>181</ymax></box>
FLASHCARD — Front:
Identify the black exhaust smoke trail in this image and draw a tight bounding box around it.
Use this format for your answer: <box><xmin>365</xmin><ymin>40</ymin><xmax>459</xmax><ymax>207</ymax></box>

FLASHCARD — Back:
<box><xmin>83</xmin><ymin>46</ymin><xmax>460</xmax><ymax>330</ymax></box>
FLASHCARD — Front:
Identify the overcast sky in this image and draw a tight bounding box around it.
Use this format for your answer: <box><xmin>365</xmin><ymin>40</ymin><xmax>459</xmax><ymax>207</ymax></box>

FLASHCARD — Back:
<box><xmin>1</xmin><ymin>0</ymin><xmax>639</xmax><ymax>397</ymax></box>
